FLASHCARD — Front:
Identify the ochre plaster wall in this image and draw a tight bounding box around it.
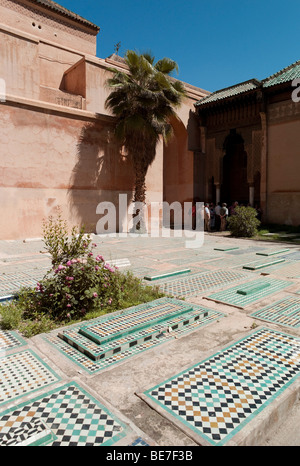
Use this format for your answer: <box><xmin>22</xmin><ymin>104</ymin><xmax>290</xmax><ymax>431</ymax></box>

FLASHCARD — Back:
<box><xmin>0</xmin><ymin>0</ymin><xmax>97</xmax><ymax>55</ymax></box>
<box><xmin>0</xmin><ymin>103</ymin><xmax>137</xmax><ymax>239</ymax></box>
<box><xmin>267</xmin><ymin>103</ymin><xmax>300</xmax><ymax>225</ymax></box>
<box><xmin>0</xmin><ymin>3</ymin><xmax>209</xmax><ymax>239</ymax></box>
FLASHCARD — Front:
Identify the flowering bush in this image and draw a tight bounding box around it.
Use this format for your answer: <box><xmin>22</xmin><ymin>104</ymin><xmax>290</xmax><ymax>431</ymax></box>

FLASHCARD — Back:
<box><xmin>42</xmin><ymin>207</ymin><xmax>93</xmax><ymax>267</ymax></box>
<box><xmin>1</xmin><ymin>211</ymin><xmax>163</xmax><ymax>336</ymax></box>
<box><xmin>14</xmin><ymin>211</ymin><xmax>163</xmax><ymax>328</ymax></box>
<box><xmin>19</xmin><ymin>248</ymin><xmax>121</xmax><ymax>321</ymax></box>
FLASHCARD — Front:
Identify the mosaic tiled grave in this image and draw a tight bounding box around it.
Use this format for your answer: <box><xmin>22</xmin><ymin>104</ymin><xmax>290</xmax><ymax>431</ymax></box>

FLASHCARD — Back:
<box><xmin>45</xmin><ymin>298</ymin><xmax>225</xmax><ymax>373</ymax></box>
<box><xmin>0</xmin><ymin>349</ymin><xmax>60</xmax><ymax>407</ymax></box>
<box><xmin>159</xmin><ymin>269</ymin><xmax>249</xmax><ymax>298</ymax></box>
<box><xmin>271</xmin><ymin>262</ymin><xmax>300</xmax><ymax>278</ymax></box>
<box><xmin>243</xmin><ymin>258</ymin><xmax>285</xmax><ymax>270</ymax></box>
<box><xmin>280</xmin><ymin>251</ymin><xmax>300</xmax><ymax>261</ymax></box>
<box><xmin>214</xmin><ymin>247</ymin><xmax>239</xmax><ymax>251</ymax></box>
<box><xmin>251</xmin><ymin>296</ymin><xmax>300</xmax><ymax>328</ymax></box>
<box><xmin>0</xmin><ymin>382</ymin><xmax>128</xmax><ymax>446</ymax></box>
<box><xmin>0</xmin><ymin>269</ymin><xmax>46</xmax><ymax>298</ymax></box>
<box><xmin>144</xmin><ymin>269</ymin><xmax>191</xmax><ymax>281</ymax></box>
<box><xmin>0</xmin><ymin>330</ymin><xmax>26</xmax><ymax>353</ymax></box>
<box><xmin>138</xmin><ymin>328</ymin><xmax>300</xmax><ymax>446</ymax></box>
<box><xmin>256</xmin><ymin>249</ymin><xmax>290</xmax><ymax>256</ymax></box>
<box><xmin>206</xmin><ymin>277</ymin><xmax>293</xmax><ymax>308</ymax></box>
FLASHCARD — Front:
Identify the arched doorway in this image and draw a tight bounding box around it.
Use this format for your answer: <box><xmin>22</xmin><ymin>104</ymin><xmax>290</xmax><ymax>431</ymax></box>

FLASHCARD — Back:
<box><xmin>222</xmin><ymin>129</ymin><xmax>248</xmax><ymax>205</ymax></box>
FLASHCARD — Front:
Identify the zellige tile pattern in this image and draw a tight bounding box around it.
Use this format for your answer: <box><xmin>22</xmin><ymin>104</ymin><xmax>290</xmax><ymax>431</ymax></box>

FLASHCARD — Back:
<box><xmin>142</xmin><ymin>328</ymin><xmax>300</xmax><ymax>446</ymax></box>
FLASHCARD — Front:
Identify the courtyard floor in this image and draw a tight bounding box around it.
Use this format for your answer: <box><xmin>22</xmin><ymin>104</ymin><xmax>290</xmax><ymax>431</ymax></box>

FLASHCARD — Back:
<box><xmin>0</xmin><ymin>230</ymin><xmax>300</xmax><ymax>447</ymax></box>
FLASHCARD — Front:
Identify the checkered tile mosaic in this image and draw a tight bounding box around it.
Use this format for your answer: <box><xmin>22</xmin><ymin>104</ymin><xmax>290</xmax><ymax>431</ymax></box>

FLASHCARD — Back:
<box><xmin>206</xmin><ymin>278</ymin><xmax>293</xmax><ymax>308</ymax></box>
<box><xmin>0</xmin><ymin>270</ymin><xmax>45</xmax><ymax>297</ymax></box>
<box><xmin>159</xmin><ymin>270</ymin><xmax>249</xmax><ymax>298</ymax></box>
<box><xmin>251</xmin><ymin>297</ymin><xmax>300</xmax><ymax>328</ymax></box>
<box><xmin>141</xmin><ymin>328</ymin><xmax>300</xmax><ymax>446</ymax></box>
<box><xmin>271</xmin><ymin>262</ymin><xmax>300</xmax><ymax>278</ymax></box>
<box><xmin>0</xmin><ymin>350</ymin><xmax>60</xmax><ymax>407</ymax></box>
<box><xmin>79</xmin><ymin>298</ymin><xmax>193</xmax><ymax>345</ymax></box>
<box><xmin>130</xmin><ymin>437</ymin><xmax>149</xmax><ymax>446</ymax></box>
<box><xmin>45</xmin><ymin>303</ymin><xmax>224</xmax><ymax>373</ymax></box>
<box><xmin>0</xmin><ymin>382</ymin><xmax>127</xmax><ymax>446</ymax></box>
<box><xmin>281</xmin><ymin>252</ymin><xmax>300</xmax><ymax>261</ymax></box>
<box><xmin>0</xmin><ymin>330</ymin><xmax>26</xmax><ymax>352</ymax></box>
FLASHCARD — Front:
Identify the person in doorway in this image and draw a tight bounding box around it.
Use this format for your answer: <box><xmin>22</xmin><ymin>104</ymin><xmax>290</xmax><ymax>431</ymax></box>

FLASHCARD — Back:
<box><xmin>214</xmin><ymin>202</ymin><xmax>221</xmax><ymax>231</ymax></box>
<box><xmin>210</xmin><ymin>203</ymin><xmax>215</xmax><ymax>230</ymax></box>
<box><xmin>220</xmin><ymin>203</ymin><xmax>228</xmax><ymax>231</ymax></box>
<box><xmin>204</xmin><ymin>203</ymin><xmax>211</xmax><ymax>231</ymax></box>
<box><xmin>190</xmin><ymin>197</ymin><xmax>201</xmax><ymax>230</ymax></box>
<box><xmin>229</xmin><ymin>201</ymin><xmax>238</xmax><ymax>216</ymax></box>
<box><xmin>255</xmin><ymin>204</ymin><xmax>262</xmax><ymax>222</ymax></box>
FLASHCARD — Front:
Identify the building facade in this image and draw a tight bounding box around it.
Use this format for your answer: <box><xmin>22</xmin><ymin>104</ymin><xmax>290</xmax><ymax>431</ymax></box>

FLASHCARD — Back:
<box><xmin>0</xmin><ymin>0</ymin><xmax>209</xmax><ymax>239</ymax></box>
<box><xmin>195</xmin><ymin>62</ymin><xmax>300</xmax><ymax>226</ymax></box>
<box><xmin>0</xmin><ymin>0</ymin><xmax>299</xmax><ymax>240</ymax></box>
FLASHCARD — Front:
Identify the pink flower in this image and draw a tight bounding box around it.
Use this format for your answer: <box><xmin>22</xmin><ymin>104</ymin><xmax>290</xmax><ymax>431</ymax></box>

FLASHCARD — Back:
<box><xmin>66</xmin><ymin>260</ymin><xmax>72</xmax><ymax>266</ymax></box>
<box><xmin>58</xmin><ymin>265</ymin><xmax>65</xmax><ymax>271</ymax></box>
<box><xmin>88</xmin><ymin>252</ymin><xmax>93</xmax><ymax>257</ymax></box>
<box><xmin>67</xmin><ymin>304</ymin><xmax>71</xmax><ymax>308</ymax></box>
<box><xmin>96</xmin><ymin>255</ymin><xmax>104</xmax><ymax>262</ymax></box>
<box><xmin>93</xmin><ymin>292</ymin><xmax>98</xmax><ymax>298</ymax></box>
<box><xmin>66</xmin><ymin>276</ymin><xmax>74</xmax><ymax>281</ymax></box>
<box><xmin>95</xmin><ymin>266</ymin><xmax>99</xmax><ymax>271</ymax></box>
<box><xmin>108</xmin><ymin>298</ymin><xmax>112</xmax><ymax>305</ymax></box>
<box><xmin>67</xmin><ymin>313</ymin><xmax>71</xmax><ymax>319</ymax></box>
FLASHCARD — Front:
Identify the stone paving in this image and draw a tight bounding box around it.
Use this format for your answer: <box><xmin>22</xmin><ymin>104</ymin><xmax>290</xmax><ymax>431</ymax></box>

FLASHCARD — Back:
<box><xmin>0</xmin><ymin>231</ymin><xmax>300</xmax><ymax>446</ymax></box>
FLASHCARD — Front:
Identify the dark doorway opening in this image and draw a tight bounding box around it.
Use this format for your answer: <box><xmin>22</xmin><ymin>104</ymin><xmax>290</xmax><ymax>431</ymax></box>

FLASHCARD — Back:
<box><xmin>222</xmin><ymin>129</ymin><xmax>248</xmax><ymax>205</ymax></box>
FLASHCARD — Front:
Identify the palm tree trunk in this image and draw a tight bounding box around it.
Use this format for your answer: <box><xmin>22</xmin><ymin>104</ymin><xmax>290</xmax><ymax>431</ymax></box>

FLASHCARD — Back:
<box><xmin>132</xmin><ymin>156</ymin><xmax>148</xmax><ymax>231</ymax></box>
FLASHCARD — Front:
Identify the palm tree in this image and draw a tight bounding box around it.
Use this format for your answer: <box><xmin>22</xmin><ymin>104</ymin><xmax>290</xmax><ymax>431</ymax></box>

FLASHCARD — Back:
<box><xmin>105</xmin><ymin>50</ymin><xmax>186</xmax><ymax>229</ymax></box>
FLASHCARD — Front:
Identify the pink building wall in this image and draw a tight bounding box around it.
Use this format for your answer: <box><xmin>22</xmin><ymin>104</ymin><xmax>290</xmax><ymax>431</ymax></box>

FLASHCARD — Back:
<box><xmin>0</xmin><ymin>0</ymin><xmax>208</xmax><ymax>239</ymax></box>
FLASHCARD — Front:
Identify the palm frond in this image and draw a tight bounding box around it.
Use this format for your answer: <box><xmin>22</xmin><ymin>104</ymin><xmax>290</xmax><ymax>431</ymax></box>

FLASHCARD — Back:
<box><xmin>155</xmin><ymin>58</ymin><xmax>179</xmax><ymax>75</ymax></box>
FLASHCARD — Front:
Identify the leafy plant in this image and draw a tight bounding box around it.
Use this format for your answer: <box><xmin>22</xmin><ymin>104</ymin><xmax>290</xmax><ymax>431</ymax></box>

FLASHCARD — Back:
<box><xmin>228</xmin><ymin>206</ymin><xmax>261</xmax><ymax>237</ymax></box>
<box><xmin>42</xmin><ymin>207</ymin><xmax>92</xmax><ymax>266</ymax></box>
<box><xmin>2</xmin><ymin>213</ymin><xmax>164</xmax><ymax>336</ymax></box>
<box><xmin>105</xmin><ymin>51</ymin><xmax>186</xmax><ymax>229</ymax></box>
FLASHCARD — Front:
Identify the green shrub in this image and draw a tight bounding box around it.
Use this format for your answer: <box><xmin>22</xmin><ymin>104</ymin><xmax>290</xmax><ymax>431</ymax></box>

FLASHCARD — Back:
<box><xmin>227</xmin><ymin>206</ymin><xmax>261</xmax><ymax>237</ymax></box>
<box><xmin>0</xmin><ymin>301</ymin><xmax>23</xmax><ymax>330</ymax></box>
<box><xmin>42</xmin><ymin>207</ymin><xmax>93</xmax><ymax>266</ymax></box>
<box><xmin>11</xmin><ymin>211</ymin><xmax>164</xmax><ymax>332</ymax></box>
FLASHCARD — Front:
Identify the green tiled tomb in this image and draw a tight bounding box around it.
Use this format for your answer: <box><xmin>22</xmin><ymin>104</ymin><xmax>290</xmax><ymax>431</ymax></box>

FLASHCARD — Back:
<box><xmin>45</xmin><ymin>298</ymin><xmax>224</xmax><ymax>373</ymax></box>
<box><xmin>251</xmin><ymin>296</ymin><xmax>300</xmax><ymax>328</ymax></box>
<box><xmin>139</xmin><ymin>328</ymin><xmax>300</xmax><ymax>446</ymax></box>
<box><xmin>206</xmin><ymin>278</ymin><xmax>292</xmax><ymax>308</ymax></box>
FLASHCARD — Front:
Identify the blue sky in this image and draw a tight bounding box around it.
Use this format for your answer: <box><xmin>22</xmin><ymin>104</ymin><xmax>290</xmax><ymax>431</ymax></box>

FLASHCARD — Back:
<box><xmin>58</xmin><ymin>0</ymin><xmax>300</xmax><ymax>92</ymax></box>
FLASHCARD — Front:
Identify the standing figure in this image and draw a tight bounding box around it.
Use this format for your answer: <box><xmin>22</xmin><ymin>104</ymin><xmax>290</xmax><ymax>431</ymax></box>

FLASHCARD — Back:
<box><xmin>220</xmin><ymin>203</ymin><xmax>228</xmax><ymax>231</ymax></box>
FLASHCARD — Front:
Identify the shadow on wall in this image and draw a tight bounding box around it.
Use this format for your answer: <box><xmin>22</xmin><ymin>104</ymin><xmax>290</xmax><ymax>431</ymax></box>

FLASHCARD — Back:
<box><xmin>68</xmin><ymin>120</ymin><xmax>134</xmax><ymax>233</ymax></box>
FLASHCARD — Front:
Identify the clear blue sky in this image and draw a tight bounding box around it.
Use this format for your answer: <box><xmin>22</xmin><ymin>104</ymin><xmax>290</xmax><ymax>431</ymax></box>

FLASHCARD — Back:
<box><xmin>58</xmin><ymin>0</ymin><xmax>300</xmax><ymax>92</ymax></box>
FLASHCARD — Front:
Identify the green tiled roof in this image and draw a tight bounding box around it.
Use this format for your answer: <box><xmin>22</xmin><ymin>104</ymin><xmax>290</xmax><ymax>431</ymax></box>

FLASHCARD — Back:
<box><xmin>28</xmin><ymin>0</ymin><xmax>100</xmax><ymax>31</ymax></box>
<box><xmin>195</xmin><ymin>79</ymin><xmax>261</xmax><ymax>106</ymax></box>
<box><xmin>262</xmin><ymin>59</ymin><xmax>300</xmax><ymax>87</ymax></box>
<box><xmin>196</xmin><ymin>59</ymin><xmax>300</xmax><ymax>107</ymax></box>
